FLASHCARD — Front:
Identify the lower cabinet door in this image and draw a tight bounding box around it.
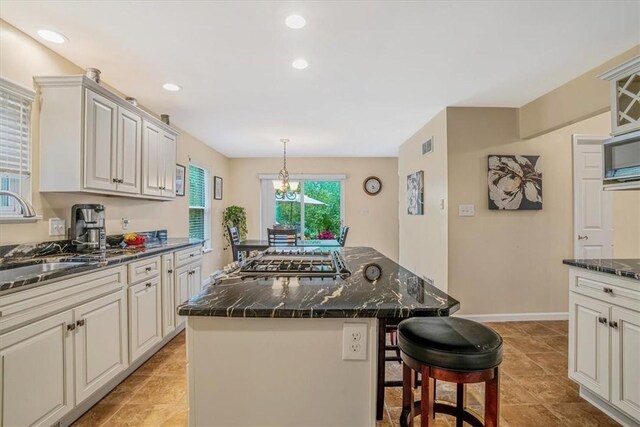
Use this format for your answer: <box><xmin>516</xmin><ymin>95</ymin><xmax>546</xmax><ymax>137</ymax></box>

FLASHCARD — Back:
<box><xmin>188</xmin><ymin>262</ymin><xmax>202</xmax><ymax>298</ymax></box>
<box><xmin>74</xmin><ymin>290</ymin><xmax>128</xmax><ymax>404</ymax></box>
<box><xmin>611</xmin><ymin>306</ymin><xmax>640</xmax><ymax>420</ymax></box>
<box><xmin>175</xmin><ymin>265</ymin><xmax>190</xmax><ymax>328</ymax></box>
<box><xmin>569</xmin><ymin>292</ymin><xmax>611</xmax><ymax>400</ymax></box>
<box><xmin>162</xmin><ymin>254</ymin><xmax>176</xmax><ymax>337</ymax></box>
<box><xmin>129</xmin><ymin>276</ymin><xmax>162</xmax><ymax>362</ymax></box>
<box><xmin>0</xmin><ymin>311</ymin><xmax>74</xmax><ymax>427</ymax></box>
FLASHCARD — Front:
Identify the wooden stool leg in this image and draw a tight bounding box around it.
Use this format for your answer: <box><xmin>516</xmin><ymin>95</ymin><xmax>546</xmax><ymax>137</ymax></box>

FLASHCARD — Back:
<box><xmin>484</xmin><ymin>367</ymin><xmax>500</xmax><ymax>427</ymax></box>
<box><xmin>455</xmin><ymin>383</ymin><xmax>464</xmax><ymax>427</ymax></box>
<box><xmin>421</xmin><ymin>366</ymin><xmax>434</xmax><ymax>427</ymax></box>
<box><xmin>401</xmin><ymin>362</ymin><xmax>415</xmax><ymax>427</ymax></box>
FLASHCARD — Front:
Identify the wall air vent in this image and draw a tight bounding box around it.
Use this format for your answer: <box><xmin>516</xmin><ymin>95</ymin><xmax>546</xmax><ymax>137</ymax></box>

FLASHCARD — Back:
<box><xmin>422</xmin><ymin>137</ymin><xmax>433</xmax><ymax>155</ymax></box>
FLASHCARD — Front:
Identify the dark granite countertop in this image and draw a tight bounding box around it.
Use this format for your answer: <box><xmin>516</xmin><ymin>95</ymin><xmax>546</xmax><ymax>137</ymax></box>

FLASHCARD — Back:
<box><xmin>563</xmin><ymin>259</ymin><xmax>640</xmax><ymax>281</ymax></box>
<box><xmin>178</xmin><ymin>247</ymin><xmax>460</xmax><ymax>319</ymax></box>
<box><xmin>0</xmin><ymin>237</ymin><xmax>203</xmax><ymax>295</ymax></box>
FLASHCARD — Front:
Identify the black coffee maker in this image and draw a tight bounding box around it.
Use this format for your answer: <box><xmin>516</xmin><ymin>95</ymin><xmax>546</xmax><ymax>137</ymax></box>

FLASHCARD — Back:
<box><xmin>70</xmin><ymin>204</ymin><xmax>106</xmax><ymax>251</ymax></box>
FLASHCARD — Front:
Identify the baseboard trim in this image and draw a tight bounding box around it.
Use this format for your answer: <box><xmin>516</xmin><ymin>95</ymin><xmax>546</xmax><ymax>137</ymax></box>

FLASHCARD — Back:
<box><xmin>454</xmin><ymin>312</ymin><xmax>569</xmax><ymax>322</ymax></box>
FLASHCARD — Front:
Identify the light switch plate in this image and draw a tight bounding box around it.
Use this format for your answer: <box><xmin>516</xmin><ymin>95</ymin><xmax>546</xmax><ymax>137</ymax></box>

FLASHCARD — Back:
<box><xmin>458</xmin><ymin>204</ymin><xmax>475</xmax><ymax>217</ymax></box>
<box><xmin>342</xmin><ymin>323</ymin><xmax>368</xmax><ymax>361</ymax></box>
<box><xmin>48</xmin><ymin>218</ymin><xmax>66</xmax><ymax>236</ymax></box>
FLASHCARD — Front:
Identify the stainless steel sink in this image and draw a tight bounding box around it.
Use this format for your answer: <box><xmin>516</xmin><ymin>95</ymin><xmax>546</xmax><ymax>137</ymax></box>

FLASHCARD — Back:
<box><xmin>0</xmin><ymin>262</ymin><xmax>89</xmax><ymax>283</ymax></box>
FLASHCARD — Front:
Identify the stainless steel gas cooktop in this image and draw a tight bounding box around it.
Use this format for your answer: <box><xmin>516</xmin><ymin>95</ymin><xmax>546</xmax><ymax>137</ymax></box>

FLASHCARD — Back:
<box><xmin>239</xmin><ymin>248</ymin><xmax>351</xmax><ymax>279</ymax></box>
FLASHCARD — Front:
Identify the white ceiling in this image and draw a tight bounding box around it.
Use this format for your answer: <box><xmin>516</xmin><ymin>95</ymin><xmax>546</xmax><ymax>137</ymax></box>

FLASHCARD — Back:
<box><xmin>1</xmin><ymin>1</ymin><xmax>639</xmax><ymax>157</ymax></box>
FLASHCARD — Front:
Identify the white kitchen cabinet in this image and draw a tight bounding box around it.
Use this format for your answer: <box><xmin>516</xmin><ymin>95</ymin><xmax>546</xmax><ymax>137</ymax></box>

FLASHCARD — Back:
<box><xmin>142</xmin><ymin>120</ymin><xmax>176</xmax><ymax>199</ymax></box>
<box><xmin>175</xmin><ymin>260</ymin><xmax>202</xmax><ymax>327</ymax></box>
<box><xmin>189</xmin><ymin>263</ymin><xmax>203</xmax><ymax>298</ymax></box>
<box><xmin>35</xmin><ymin>75</ymin><xmax>177</xmax><ymax>200</ymax></box>
<box><xmin>0</xmin><ymin>311</ymin><xmax>74</xmax><ymax>427</ymax></box>
<box><xmin>569</xmin><ymin>292</ymin><xmax>610</xmax><ymax>400</ymax></box>
<box><xmin>161</xmin><ymin>254</ymin><xmax>177</xmax><ymax>337</ymax></box>
<box><xmin>115</xmin><ymin>107</ymin><xmax>142</xmax><ymax>194</ymax></box>
<box><xmin>600</xmin><ymin>56</ymin><xmax>640</xmax><ymax>136</ymax></box>
<box><xmin>568</xmin><ymin>268</ymin><xmax>640</xmax><ymax>424</ymax></box>
<box><xmin>84</xmin><ymin>89</ymin><xmax>118</xmax><ymax>192</ymax></box>
<box><xmin>128</xmin><ymin>276</ymin><xmax>162</xmax><ymax>362</ymax></box>
<box><xmin>611</xmin><ymin>306</ymin><xmax>640</xmax><ymax>421</ymax></box>
<box><xmin>73</xmin><ymin>290</ymin><xmax>128</xmax><ymax>405</ymax></box>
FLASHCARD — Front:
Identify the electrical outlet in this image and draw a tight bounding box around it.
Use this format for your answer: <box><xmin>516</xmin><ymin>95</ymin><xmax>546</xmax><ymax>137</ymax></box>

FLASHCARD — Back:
<box><xmin>342</xmin><ymin>323</ymin><xmax>367</xmax><ymax>361</ymax></box>
<box><xmin>458</xmin><ymin>204</ymin><xmax>475</xmax><ymax>217</ymax></box>
<box><xmin>121</xmin><ymin>218</ymin><xmax>130</xmax><ymax>230</ymax></box>
<box><xmin>48</xmin><ymin>218</ymin><xmax>66</xmax><ymax>236</ymax></box>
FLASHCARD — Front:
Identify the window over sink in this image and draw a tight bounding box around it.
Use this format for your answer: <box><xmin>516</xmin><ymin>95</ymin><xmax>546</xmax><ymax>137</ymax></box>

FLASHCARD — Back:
<box><xmin>0</xmin><ymin>77</ymin><xmax>35</xmax><ymax>218</ymax></box>
<box><xmin>189</xmin><ymin>163</ymin><xmax>211</xmax><ymax>250</ymax></box>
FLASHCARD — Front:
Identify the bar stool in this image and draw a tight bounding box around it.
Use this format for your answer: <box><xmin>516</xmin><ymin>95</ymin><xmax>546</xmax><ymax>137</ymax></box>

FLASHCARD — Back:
<box><xmin>398</xmin><ymin>317</ymin><xmax>503</xmax><ymax>427</ymax></box>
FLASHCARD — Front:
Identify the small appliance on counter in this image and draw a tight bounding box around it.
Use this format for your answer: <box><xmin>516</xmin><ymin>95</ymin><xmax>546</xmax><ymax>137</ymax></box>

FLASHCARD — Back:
<box><xmin>70</xmin><ymin>204</ymin><xmax>106</xmax><ymax>252</ymax></box>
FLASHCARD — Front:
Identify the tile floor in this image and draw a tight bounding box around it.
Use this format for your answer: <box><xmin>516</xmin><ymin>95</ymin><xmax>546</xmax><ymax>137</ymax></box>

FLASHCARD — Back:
<box><xmin>72</xmin><ymin>321</ymin><xmax>621</xmax><ymax>427</ymax></box>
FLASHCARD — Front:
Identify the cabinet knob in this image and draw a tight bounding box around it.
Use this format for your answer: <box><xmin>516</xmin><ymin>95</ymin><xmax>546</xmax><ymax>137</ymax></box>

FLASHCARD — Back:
<box><xmin>598</xmin><ymin>316</ymin><xmax>608</xmax><ymax>324</ymax></box>
<box><xmin>145</xmin><ymin>266</ymin><xmax>152</xmax><ymax>272</ymax></box>
<box><xmin>145</xmin><ymin>282</ymin><xmax>152</xmax><ymax>288</ymax></box>
<box><xmin>77</xmin><ymin>319</ymin><xmax>85</xmax><ymax>327</ymax></box>
<box><xmin>66</xmin><ymin>323</ymin><xmax>76</xmax><ymax>331</ymax></box>
<box><xmin>609</xmin><ymin>320</ymin><xmax>618</xmax><ymax>329</ymax></box>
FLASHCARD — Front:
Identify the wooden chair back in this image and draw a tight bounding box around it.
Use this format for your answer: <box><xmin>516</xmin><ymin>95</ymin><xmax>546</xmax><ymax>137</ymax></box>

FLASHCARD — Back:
<box><xmin>227</xmin><ymin>224</ymin><xmax>243</xmax><ymax>261</ymax></box>
<box><xmin>338</xmin><ymin>226</ymin><xmax>349</xmax><ymax>247</ymax></box>
<box><xmin>267</xmin><ymin>228</ymin><xmax>297</xmax><ymax>246</ymax></box>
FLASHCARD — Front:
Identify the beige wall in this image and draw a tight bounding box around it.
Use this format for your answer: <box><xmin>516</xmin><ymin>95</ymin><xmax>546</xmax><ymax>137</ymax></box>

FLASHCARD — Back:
<box><xmin>397</xmin><ymin>110</ymin><xmax>448</xmax><ymax>291</ymax></box>
<box><xmin>518</xmin><ymin>46</ymin><xmax>640</xmax><ymax>139</ymax></box>
<box><xmin>446</xmin><ymin>108</ymin><xmax>640</xmax><ymax>315</ymax></box>
<box><xmin>227</xmin><ymin>157</ymin><xmax>399</xmax><ymax>261</ymax></box>
<box><xmin>0</xmin><ymin>20</ymin><xmax>231</xmax><ymax>277</ymax></box>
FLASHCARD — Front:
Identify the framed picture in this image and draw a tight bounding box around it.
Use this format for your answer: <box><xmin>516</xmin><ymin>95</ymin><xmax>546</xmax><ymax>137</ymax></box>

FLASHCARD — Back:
<box><xmin>488</xmin><ymin>155</ymin><xmax>542</xmax><ymax>210</ymax></box>
<box><xmin>214</xmin><ymin>176</ymin><xmax>223</xmax><ymax>200</ymax></box>
<box><xmin>175</xmin><ymin>164</ymin><xmax>186</xmax><ymax>196</ymax></box>
<box><xmin>407</xmin><ymin>170</ymin><xmax>424</xmax><ymax>215</ymax></box>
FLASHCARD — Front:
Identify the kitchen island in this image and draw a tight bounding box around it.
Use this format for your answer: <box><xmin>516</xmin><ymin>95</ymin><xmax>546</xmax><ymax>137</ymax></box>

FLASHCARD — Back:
<box><xmin>178</xmin><ymin>247</ymin><xmax>459</xmax><ymax>427</ymax></box>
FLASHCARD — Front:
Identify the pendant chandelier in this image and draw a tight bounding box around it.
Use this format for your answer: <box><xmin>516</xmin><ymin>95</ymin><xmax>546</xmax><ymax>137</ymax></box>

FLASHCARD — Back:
<box><xmin>273</xmin><ymin>139</ymin><xmax>299</xmax><ymax>200</ymax></box>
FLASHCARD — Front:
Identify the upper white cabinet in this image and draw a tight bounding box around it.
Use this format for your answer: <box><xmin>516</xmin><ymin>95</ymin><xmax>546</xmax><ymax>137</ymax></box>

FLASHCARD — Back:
<box><xmin>35</xmin><ymin>75</ymin><xmax>177</xmax><ymax>200</ymax></box>
<box><xmin>600</xmin><ymin>56</ymin><xmax>640</xmax><ymax>136</ymax></box>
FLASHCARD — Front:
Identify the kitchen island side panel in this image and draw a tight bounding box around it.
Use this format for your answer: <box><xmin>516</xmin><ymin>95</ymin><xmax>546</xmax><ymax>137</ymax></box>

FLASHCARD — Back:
<box><xmin>187</xmin><ymin>316</ymin><xmax>378</xmax><ymax>427</ymax></box>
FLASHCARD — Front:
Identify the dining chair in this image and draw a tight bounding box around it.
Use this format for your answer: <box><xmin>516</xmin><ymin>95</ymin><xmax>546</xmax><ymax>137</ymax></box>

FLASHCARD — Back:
<box><xmin>267</xmin><ymin>228</ymin><xmax>297</xmax><ymax>246</ymax></box>
<box><xmin>227</xmin><ymin>224</ymin><xmax>244</xmax><ymax>261</ymax></box>
<box><xmin>338</xmin><ymin>226</ymin><xmax>349</xmax><ymax>247</ymax></box>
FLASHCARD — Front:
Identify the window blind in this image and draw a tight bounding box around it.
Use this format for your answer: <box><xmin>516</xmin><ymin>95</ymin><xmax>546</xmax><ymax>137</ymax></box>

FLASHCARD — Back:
<box><xmin>189</xmin><ymin>164</ymin><xmax>209</xmax><ymax>244</ymax></box>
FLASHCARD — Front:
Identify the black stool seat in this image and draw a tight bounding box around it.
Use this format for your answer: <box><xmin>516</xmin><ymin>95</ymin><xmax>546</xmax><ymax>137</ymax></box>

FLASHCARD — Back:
<box><xmin>398</xmin><ymin>317</ymin><xmax>503</xmax><ymax>372</ymax></box>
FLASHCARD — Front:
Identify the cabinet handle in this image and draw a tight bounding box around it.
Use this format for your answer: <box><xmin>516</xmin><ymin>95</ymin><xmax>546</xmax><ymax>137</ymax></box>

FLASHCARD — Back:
<box><xmin>145</xmin><ymin>266</ymin><xmax>152</xmax><ymax>272</ymax></box>
<box><xmin>603</xmin><ymin>287</ymin><xmax>614</xmax><ymax>294</ymax></box>
<box><xmin>190</xmin><ymin>254</ymin><xmax>195</xmax><ymax>257</ymax></box>
<box><xmin>112</xmin><ymin>178</ymin><xmax>118</xmax><ymax>183</ymax></box>
<box><xmin>145</xmin><ymin>282</ymin><xmax>152</xmax><ymax>288</ymax></box>
<box><xmin>168</xmin><ymin>269</ymin><xmax>173</xmax><ymax>274</ymax></box>
<box><xmin>609</xmin><ymin>320</ymin><xmax>618</xmax><ymax>329</ymax></box>
<box><xmin>577</xmin><ymin>235</ymin><xmax>589</xmax><ymax>240</ymax></box>
<box><xmin>66</xmin><ymin>323</ymin><xmax>76</xmax><ymax>331</ymax></box>
<box><xmin>77</xmin><ymin>319</ymin><xmax>85</xmax><ymax>327</ymax></box>
<box><xmin>598</xmin><ymin>316</ymin><xmax>608</xmax><ymax>324</ymax></box>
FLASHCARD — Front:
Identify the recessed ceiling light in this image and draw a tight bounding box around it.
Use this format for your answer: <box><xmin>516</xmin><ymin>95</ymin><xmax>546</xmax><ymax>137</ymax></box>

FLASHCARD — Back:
<box><xmin>292</xmin><ymin>59</ymin><xmax>309</xmax><ymax>70</ymax></box>
<box><xmin>285</xmin><ymin>15</ymin><xmax>306</xmax><ymax>29</ymax></box>
<box><xmin>37</xmin><ymin>29</ymin><xmax>67</xmax><ymax>44</ymax></box>
<box><xmin>162</xmin><ymin>83</ymin><xmax>181</xmax><ymax>92</ymax></box>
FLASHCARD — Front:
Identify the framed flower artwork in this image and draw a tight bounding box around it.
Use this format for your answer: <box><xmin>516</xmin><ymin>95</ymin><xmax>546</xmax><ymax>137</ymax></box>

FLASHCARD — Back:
<box><xmin>488</xmin><ymin>155</ymin><xmax>542</xmax><ymax>210</ymax></box>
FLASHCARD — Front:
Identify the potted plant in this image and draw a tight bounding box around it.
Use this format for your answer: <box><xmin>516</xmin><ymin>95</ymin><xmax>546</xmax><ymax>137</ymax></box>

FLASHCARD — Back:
<box><xmin>222</xmin><ymin>206</ymin><xmax>248</xmax><ymax>249</ymax></box>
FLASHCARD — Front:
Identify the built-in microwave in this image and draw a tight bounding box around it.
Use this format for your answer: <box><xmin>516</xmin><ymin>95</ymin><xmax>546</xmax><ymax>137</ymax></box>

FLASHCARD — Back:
<box><xmin>603</xmin><ymin>129</ymin><xmax>640</xmax><ymax>190</ymax></box>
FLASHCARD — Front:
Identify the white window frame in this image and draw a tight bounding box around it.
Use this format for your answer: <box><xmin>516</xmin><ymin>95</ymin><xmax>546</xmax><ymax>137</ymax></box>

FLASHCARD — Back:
<box><xmin>188</xmin><ymin>162</ymin><xmax>212</xmax><ymax>251</ymax></box>
<box><xmin>0</xmin><ymin>77</ymin><xmax>35</xmax><ymax>220</ymax></box>
<box><xmin>258</xmin><ymin>174</ymin><xmax>346</xmax><ymax>240</ymax></box>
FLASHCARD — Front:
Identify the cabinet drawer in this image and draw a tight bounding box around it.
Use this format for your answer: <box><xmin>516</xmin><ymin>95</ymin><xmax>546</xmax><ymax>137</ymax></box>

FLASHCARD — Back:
<box><xmin>175</xmin><ymin>246</ymin><xmax>202</xmax><ymax>267</ymax></box>
<box><xmin>128</xmin><ymin>256</ymin><xmax>161</xmax><ymax>284</ymax></box>
<box><xmin>570</xmin><ymin>268</ymin><xmax>640</xmax><ymax>311</ymax></box>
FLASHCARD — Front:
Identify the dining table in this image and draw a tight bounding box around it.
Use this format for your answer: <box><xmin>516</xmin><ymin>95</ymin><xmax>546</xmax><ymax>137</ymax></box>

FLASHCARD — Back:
<box><xmin>236</xmin><ymin>239</ymin><xmax>341</xmax><ymax>252</ymax></box>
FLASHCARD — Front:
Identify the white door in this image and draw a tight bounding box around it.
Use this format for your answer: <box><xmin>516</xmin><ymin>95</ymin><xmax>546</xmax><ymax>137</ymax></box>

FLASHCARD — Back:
<box><xmin>573</xmin><ymin>135</ymin><xmax>614</xmax><ymax>258</ymax></box>
<box><xmin>175</xmin><ymin>264</ymin><xmax>191</xmax><ymax>327</ymax></box>
<box><xmin>161</xmin><ymin>132</ymin><xmax>177</xmax><ymax>198</ymax></box>
<box><xmin>189</xmin><ymin>262</ymin><xmax>203</xmax><ymax>298</ymax></box>
<box><xmin>116</xmin><ymin>107</ymin><xmax>142</xmax><ymax>195</ymax></box>
<box><xmin>0</xmin><ymin>311</ymin><xmax>74</xmax><ymax>427</ymax></box>
<box><xmin>568</xmin><ymin>292</ymin><xmax>611</xmax><ymax>400</ymax></box>
<box><xmin>611</xmin><ymin>306</ymin><xmax>640</xmax><ymax>420</ymax></box>
<box><xmin>128</xmin><ymin>277</ymin><xmax>162</xmax><ymax>362</ymax></box>
<box><xmin>142</xmin><ymin>120</ymin><xmax>163</xmax><ymax>197</ymax></box>
<box><xmin>74</xmin><ymin>290</ymin><xmax>128</xmax><ymax>404</ymax></box>
<box><xmin>161</xmin><ymin>254</ymin><xmax>176</xmax><ymax>337</ymax></box>
<box><xmin>84</xmin><ymin>89</ymin><xmax>117</xmax><ymax>191</ymax></box>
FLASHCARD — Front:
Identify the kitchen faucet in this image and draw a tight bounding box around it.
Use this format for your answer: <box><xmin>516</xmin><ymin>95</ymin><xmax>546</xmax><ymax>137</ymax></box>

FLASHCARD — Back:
<box><xmin>0</xmin><ymin>190</ymin><xmax>37</xmax><ymax>218</ymax></box>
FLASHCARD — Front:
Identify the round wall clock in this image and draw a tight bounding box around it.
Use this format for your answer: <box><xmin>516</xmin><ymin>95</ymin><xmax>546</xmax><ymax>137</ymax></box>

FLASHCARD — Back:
<box><xmin>363</xmin><ymin>263</ymin><xmax>382</xmax><ymax>282</ymax></box>
<box><xmin>363</xmin><ymin>176</ymin><xmax>382</xmax><ymax>195</ymax></box>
